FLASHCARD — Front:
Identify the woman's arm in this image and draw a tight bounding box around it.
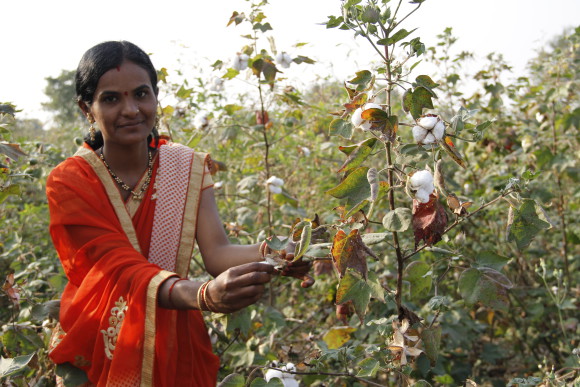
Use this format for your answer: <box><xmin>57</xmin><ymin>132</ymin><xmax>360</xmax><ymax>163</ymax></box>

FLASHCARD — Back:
<box><xmin>196</xmin><ymin>187</ymin><xmax>263</xmax><ymax>276</ymax></box>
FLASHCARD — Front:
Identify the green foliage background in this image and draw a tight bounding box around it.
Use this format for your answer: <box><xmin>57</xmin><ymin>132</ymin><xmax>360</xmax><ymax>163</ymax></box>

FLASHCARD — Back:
<box><xmin>1</xmin><ymin>1</ymin><xmax>578</xmax><ymax>386</ymax></box>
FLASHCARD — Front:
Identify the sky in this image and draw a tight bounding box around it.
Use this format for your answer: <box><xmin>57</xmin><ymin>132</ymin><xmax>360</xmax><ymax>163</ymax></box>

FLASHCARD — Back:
<box><xmin>1</xmin><ymin>0</ymin><xmax>578</xmax><ymax>122</ymax></box>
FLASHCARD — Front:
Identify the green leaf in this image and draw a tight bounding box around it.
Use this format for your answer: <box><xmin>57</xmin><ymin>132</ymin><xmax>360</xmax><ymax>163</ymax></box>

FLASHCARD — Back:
<box><xmin>475</xmin><ymin>251</ymin><xmax>510</xmax><ymax>271</ymax></box>
<box><xmin>0</xmin><ymin>352</ymin><xmax>35</xmax><ymax>377</ymax></box>
<box><xmin>382</xmin><ymin>208</ymin><xmax>412</xmax><ymax>232</ymax></box>
<box><xmin>219</xmin><ymin>373</ymin><xmax>246</xmax><ymax>386</ymax></box>
<box><xmin>224</xmin><ymin>104</ymin><xmax>243</xmax><ymax>116</ymax></box>
<box><xmin>0</xmin><ymin>184</ymin><xmax>21</xmax><ymax>203</ymax></box>
<box><xmin>415</xmin><ymin>75</ymin><xmax>439</xmax><ymax>89</ymax></box>
<box><xmin>336</xmin><ymin>269</ymin><xmax>372</xmax><ymax>321</ymax></box>
<box><xmin>402</xmin><ymin>87</ymin><xmax>434</xmax><ymax>119</ymax></box>
<box><xmin>405</xmin><ymin>261</ymin><xmax>432</xmax><ymax>298</ymax></box>
<box><xmin>55</xmin><ymin>363</ymin><xmax>89</xmax><ymax>387</ymax></box>
<box><xmin>31</xmin><ymin>300</ymin><xmax>60</xmax><ymax>322</ymax></box>
<box><xmin>458</xmin><ymin>268</ymin><xmax>509</xmax><ymax>312</ymax></box>
<box><xmin>329</xmin><ymin>118</ymin><xmax>354</xmax><ymax>139</ymax></box>
<box><xmin>338</xmin><ymin>138</ymin><xmax>377</xmax><ymax>173</ymax></box>
<box><xmin>347</xmin><ymin>70</ymin><xmax>374</xmax><ymax>92</ymax></box>
<box><xmin>421</xmin><ymin>326</ymin><xmax>441</xmax><ymax>365</ymax></box>
<box><xmin>264</xmin><ymin>235</ymin><xmax>287</xmax><ymax>251</ymax></box>
<box><xmin>176</xmin><ymin>85</ymin><xmax>192</xmax><ymax>99</ymax></box>
<box><xmin>250</xmin><ymin>377</ymin><xmax>284</xmax><ymax>387</ymax></box>
<box><xmin>378</xmin><ymin>28</ymin><xmax>417</xmax><ymax>45</ymax></box>
<box><xmin>507</xmin><ymin>199</ymin><xmax>551</xmax><ymax>250</ymax></box>
<box><xmin>253</xmin><ymin>22</ymin><xmax>273</xmax><ymax>32</ymax></box>
<box><xmin>292</xmin><ymin>55</ymin><xmax>315</xmax><ymax>65</ymax></box>
<box><xmin>272</xmin><ymin>190</ymin><xmax>298</xmax><ymax>207</ymax></box>
<box><xmin>357</xmin><ymin>358</ymin><xmax>380</xmax><ymax>377</ymax></box>
<box><xmin>367</xmin><ymin>271</ymin><xmax>385</xmax><ymax>302</ymax></box>
<box><xmin>326</xmin><ymin>167</ymin><xmax>371</xmax><ymax>205</ymax></box>
<box><xmin>361</xmin><ymin>233</ymin><xmax>389</xmax><ymax>245</ymax></box>
<box><xmin>222</xmin><ymin>68</ymin><xmax>240</xmax><ymax>80</ymax></box>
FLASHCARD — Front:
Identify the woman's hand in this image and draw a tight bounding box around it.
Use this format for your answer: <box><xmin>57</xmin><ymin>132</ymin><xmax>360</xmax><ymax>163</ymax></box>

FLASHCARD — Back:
<box><xmin>270</xmin><ymin>239</ymin><xmax>315</xmax><ymax>288</ymax></box>
<box><xmin>205</xmin><ymin>262</ymin><xmax>274</xmax><ymax>314</ymax></box>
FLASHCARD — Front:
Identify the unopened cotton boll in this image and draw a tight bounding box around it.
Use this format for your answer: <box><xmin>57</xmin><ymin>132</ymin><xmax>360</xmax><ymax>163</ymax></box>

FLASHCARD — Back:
<box><xmin>276</xmin><ymin>52</ymin><xmax>293</xmax><ymax>68</ymax></box>
<box><xmin>351</xmin><ymin>102</ymin><xmax>382</xmax><ymax>131</ymax></box>
<box><xmin>232</xmin><ymin>53</ymin><xmax>249</xmax><ymax>71</ymax></box>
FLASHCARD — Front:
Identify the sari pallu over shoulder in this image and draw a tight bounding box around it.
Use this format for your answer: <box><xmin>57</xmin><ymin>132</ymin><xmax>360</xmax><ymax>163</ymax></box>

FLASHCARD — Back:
<box><xmin>47</xmin><ymin>143</ymin><xmax>218</xmax><ymax>386</ymax></box>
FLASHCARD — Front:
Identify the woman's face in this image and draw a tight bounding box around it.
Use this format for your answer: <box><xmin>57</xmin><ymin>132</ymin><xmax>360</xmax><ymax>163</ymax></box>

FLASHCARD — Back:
<box><xmin>83</xmin><ymin>60</ymin><xmax>157</xmax><ymax>148</ymax></box>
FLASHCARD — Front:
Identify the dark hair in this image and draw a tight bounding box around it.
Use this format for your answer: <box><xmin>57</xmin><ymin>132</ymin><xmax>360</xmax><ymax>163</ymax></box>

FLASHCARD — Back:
<box><xmin>77</xmin><ymin>41</ymin><xmax>159</xmax><ymax>149</ymax></box>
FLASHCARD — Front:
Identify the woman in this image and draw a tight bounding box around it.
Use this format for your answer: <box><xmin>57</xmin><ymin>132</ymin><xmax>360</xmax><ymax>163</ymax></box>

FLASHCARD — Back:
<box><xmin>46</xmin><ymin>41</ymin><xmax>312</xmax><ymax>386</ymax></box>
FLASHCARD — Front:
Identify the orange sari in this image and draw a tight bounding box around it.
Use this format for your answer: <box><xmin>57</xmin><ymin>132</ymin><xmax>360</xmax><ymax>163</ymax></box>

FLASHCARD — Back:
<box><xmin>47</xmin><ymin>141</ymin><xmax>220</xmax><ymax>386</ymax></box>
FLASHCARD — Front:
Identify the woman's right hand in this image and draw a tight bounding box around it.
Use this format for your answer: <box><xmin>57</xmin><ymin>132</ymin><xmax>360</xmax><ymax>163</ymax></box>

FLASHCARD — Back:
<box><xmin>204</xmin><ymin>262</ymin><xmax>274</xmax><ymax>313</ymax></box>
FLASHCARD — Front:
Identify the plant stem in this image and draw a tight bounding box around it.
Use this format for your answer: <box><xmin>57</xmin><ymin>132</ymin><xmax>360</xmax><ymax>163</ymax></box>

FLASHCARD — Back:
<box><xmin>386</xmin><ymin>142</ymin><xmax>404</xmax><ymax>314</ymax></box>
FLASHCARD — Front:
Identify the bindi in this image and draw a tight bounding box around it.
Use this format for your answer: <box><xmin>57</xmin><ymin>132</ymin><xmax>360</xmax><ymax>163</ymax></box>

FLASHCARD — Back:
<box><xmin>124</xmin><ymin>91</ymin><xmax>128</xmax><ymax>96</ymax></box>
<box><xmin>116</xmin><ymin>66</ymin><xmax>121</xmax><ymax>72</ymax></box>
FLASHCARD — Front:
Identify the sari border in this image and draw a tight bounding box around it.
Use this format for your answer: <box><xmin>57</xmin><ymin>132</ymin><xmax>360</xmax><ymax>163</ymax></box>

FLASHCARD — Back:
<box><xmin>140</xmin><ymin>269</ymin><xmax>175</xmax><ymax>387</ymax></box>
<box><xmin>175</xmin><ymin>152</ymin><xmax>207</xmax><ymax>277</ymax></box>
<box><xmin>75</xmin><ymin>147</ymin><xmax>141</xmax><ymax>253</ymax></box>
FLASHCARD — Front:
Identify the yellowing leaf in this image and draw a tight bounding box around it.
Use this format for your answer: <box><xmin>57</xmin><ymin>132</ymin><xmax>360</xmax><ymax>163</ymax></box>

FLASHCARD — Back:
<box><xmin>323</xmin><ymin>326</ymin><xmax>357</xmax><ymax>349</ymax></box>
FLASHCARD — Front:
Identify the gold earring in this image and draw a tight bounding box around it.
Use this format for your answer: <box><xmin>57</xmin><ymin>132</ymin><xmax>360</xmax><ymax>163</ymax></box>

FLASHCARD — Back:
<box><xmin>154</xmin><ymin>115</ymin><xmax>160</xmax><ymax>130</ymax></box>
<box><xmin>88</xmin><ymin>118</ymin><xmax>96</xmax><ymax>142</ymax></box>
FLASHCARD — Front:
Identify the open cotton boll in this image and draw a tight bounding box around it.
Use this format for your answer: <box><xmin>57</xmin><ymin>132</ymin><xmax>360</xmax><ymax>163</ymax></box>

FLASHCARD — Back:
<box><xmin>268</xmin><ymin>185</ymin><xmax>282</xmax><ymax>194</ymax></box>
<box><xmin>232</xmin><ymin>53</ymin><xmax>249</xmax><ymax>71</ymax></box>
<box><xmin>408</xmin><ymin>170</ymin><xmax>435</xmax><ymax>203</ymax></box>
<box><xmin>432</xmin><ymin>120</ymin><xmax>445</xmax><ymax>140</ymax></box>
<box><xmin>276</xmin><ymin>52</ymin><xmax>293</xmax><ymax>68</ymax></box>
<box><xmin>194</xmin><ymin>112</ymin><xmax>209</xmax><ymax>129</ymax></box>
<box><xmin>264</xmin><ymin>363</ymin><xmax>299</xmax><ymax>387</ymax></box>
<box><xmin>210</xmin><ymin>77</ymin><xmax>224</xmax><ymax>91</ymax></box>
<box><xmin>351</xmin><ymin>102</ymin><xmax>382</xmax><ymax>131</ymax></box>
<box><xmin>266</xmin><ymin>176</ymin><xmax>284</xmax><ymax>187</ymax></box>
<box><xmin>418</xmin><ymin>115</ymin><xmax>439</xmax><ymax>129</ymax></box>
<box><xmin>413</xmin><ymin>115</ymin><xmax>445</xmax><ymax>144</ymax></box>
<box><xmin>414</xmin><ymin>187</ymin><xmax>432</xmax><ymax>203</ymax></box>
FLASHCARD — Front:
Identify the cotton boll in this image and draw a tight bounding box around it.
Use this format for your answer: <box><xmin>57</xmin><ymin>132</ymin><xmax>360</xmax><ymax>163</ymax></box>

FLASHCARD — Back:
<box><xmin>276</xmin><ymin>52</ymin><xmax>293</xmax><ymax>68</ymax></box>
<box><xmin>418</xmin><ymin>115</ymin><xmax>439</xmax><ymax>129</ymax></box>
<box><xmin>266</xmin><ymin>176</ymin><xmax>284</xmax><ymax>187</ymax></box>
<box><xmin>432</xmin><ymin>120</ymin><xmax>445</xmax><ymax>140</ymax></box>
<box><xmin>412</xmin><ymin>125</ymin><xmax>428</xmax><ymax>143</ymax></box>
<box><xmin>264</xmin><ymin>363</ymin><xmax>299</xmax><ymax>387</ymax></box>
<box><xmin>415</xmin><ymin>188</ymin><xmax>432</xmax><ymax>203</ymax></box>
<box><xmin>408</xmin><ymin>170</ymin><xmax>435</xmax><ymax>202</ymax></box>
<box><xmin>351</xmin><ymin>108</ymin><xmax>364</xmax><ymax>127</ymax></box>
<box><xmin>352</xmin><ymin>103</ymin><xmax>382</xmax><ymax>131</ymax></box>
<box><xmin>423</xmin><ymin>133</ymin><xmax>436</xmax><ymax>144</ymax></box>
<box><xmin>194</xmin><ymin>112</ymin><xmax>209</xmax><ymax>129</ymax></box>
<box><xmin>210</xmin><ymin>77</ymin><xmax>224</xmax><ymax>91</ymax></box>
<box><xmin>232</xmin><ymin>53</ymin><xmax>249</xmax><ymax>71</ymax></box>
<box><xmin>268</xmin><ymin>185</ymin><xmax>282</xmax><ymax>194</ymax></box>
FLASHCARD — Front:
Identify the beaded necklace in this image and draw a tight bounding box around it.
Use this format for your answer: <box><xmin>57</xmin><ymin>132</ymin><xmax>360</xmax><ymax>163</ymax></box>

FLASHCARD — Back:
<box><xmin>99</xmin><ymin>150</ymin><xmax>154</xmax><ymax>200</ymax></box>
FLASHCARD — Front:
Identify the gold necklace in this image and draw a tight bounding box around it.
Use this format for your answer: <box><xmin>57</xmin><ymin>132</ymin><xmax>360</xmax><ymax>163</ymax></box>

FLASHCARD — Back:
<box><xmin>100</xmin><ymin>150</ymin><xmax>154</xmax><ymax>200</ymax></box>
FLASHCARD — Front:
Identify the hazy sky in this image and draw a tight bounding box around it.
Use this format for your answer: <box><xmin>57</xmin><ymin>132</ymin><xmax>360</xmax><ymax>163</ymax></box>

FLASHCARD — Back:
<box><xmin>1</xmin><ymin>0</ymin><xmax>578</xmax><ymax>121</ymax></box>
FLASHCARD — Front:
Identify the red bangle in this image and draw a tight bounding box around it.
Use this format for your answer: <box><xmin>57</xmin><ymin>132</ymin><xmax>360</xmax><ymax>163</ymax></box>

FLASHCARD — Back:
<box><xmin>168</xmin><ymin>278</ymin><xmax>187</xmax><ymax>308</ymax></box>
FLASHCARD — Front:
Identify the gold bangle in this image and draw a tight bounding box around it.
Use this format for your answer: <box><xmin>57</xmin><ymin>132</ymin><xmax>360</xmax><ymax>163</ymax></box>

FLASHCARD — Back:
<box><xmin>201</xmin><ymin>280</ymin><xmax>216</xmax><ymax>313</ymax></box>
<box><xmin>196</xmin><ymin>281</ymin><xmax>207</xmax><ymax>311</ymax></box>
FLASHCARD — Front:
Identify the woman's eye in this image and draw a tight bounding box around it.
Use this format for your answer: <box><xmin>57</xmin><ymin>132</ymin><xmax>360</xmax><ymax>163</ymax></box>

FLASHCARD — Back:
<box><xmin>103</xmin><ymin>95</ymin><xmax>118</xmax><ymax>103</ymax></box>
<box><xmin>136</xmin><ymin>90</ymin><xmax>149</xmax><ymax>98</ymax></box>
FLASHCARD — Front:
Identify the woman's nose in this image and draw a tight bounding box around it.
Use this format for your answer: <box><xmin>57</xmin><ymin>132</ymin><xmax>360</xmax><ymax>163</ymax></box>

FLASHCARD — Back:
<box><xmin>121</xmin><ymin>97</ymin><xmax>139</xmax><ymax>116</ymax></box>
